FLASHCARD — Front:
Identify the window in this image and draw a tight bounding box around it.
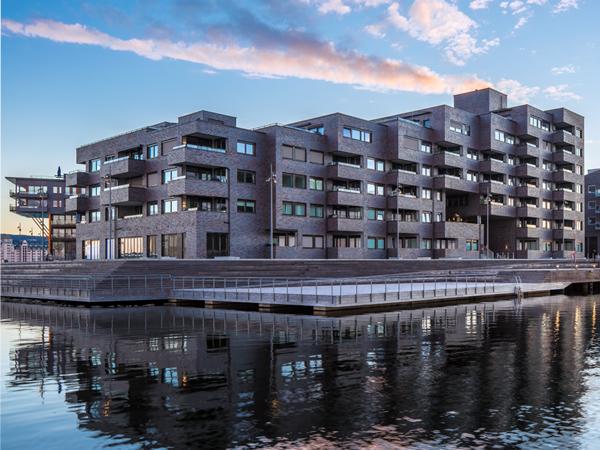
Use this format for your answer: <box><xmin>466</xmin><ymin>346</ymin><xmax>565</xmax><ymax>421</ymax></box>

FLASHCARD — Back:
<box><xmin>366</xmin><ymin>183</ymin><xmax>384</xmax><ymax>196</ymax></box>
<box><xmin>147</xmin><ymin>144</ymin><xmax>159</xmax><ymax>159</ymax></box>
<box><xmin>52</xmin><ymin>186</ymin><xmax>62</xmax><ymax>194</ymax></box>
<box><xmin>282</xmin><ymin>173</ymin><xmax>307</xmax><ymax>189</ymax></box>
<box><xmin>423</xmin><ymin>119</ymin><xmax>432</xmax><ymax>128</ymax></box>
<box><xmin>162</xmin><ymin>199</ymin><xmax>178</xmax><ymax>214</ymax></box>
<box><xmin>367</xmin><ymin>237</ymin><xmax>385</xmax><ymax>250</ymax></box>
<box><xmin>302</xmin><ymin>235</ymin><xmax>324</xmax><ymax>248</ymax></box>
<box><xmin>466</xmin><ymin>240</ymin><xmax>479</xmax><ymax>252</ymax></box>
<box><xmin>366</xmin><ymin>158</ymin><xmax>385</xmax><ymax>171</ymax></box>
<box><xmin>282</xmin><ymin>202</ymin><xmax>306</xmax><ymax>216</ymax></box>
<box><xmin>449</xmin><ymin>120</ymin><xmax>470</xmax><ymax>135</ymax></box>
<box><xmin>467</xmin><ymin>149</ymin><xmax>479</xmax><ymax>160</ymax></box>
<box><xmin>237</xmin><ymin>169</ymin><xmax>256</xmax><ymax>184</ymax></box>
<box><xmin>435</xmin><ymin>239</ymin><xmax>458</xmax><ymax>249</ymax></box>
<box><xmin>274</xmin><ymin>232</ymin><xmax>296</xmax><ymax>247</ymax></box>
<box><xmin>236</xmin><ymin>199</ymin><xmax>256</xmax><ymax>213</ymax></box>
<box><xmin>494</xmin><ymin>130</ymin><xmax>516</xmax><ymax>144</ymax></box>
<box><xmin>421</xmin><ymin>238</ymin><xmax>432</xmax><ymax>250</ymax></box>
<box><xmin>307</xmin><ymin>125</ymin><xmax>324</xmax><ymax>135</ymax></box>
<box><xmin>575</xmin><ymin>127</ymin><xmax>583</xmax><ymax>138</ymax></box>
<box><xmin>420</xmin><ymin>141</ymin><xmax>432</xmax><ymax>153</ymax></box>
<box><xmin>147</xmin><ymin>201</ymin><xmax>159</xmax><ymax>216</ymax></box>
<box><xmin>147</xmin><ymin>235</ymin><xmax>158</xmax><ymax>258</ymax></box>
<box><xmin>89</xmin><ymin>159</ymin><xmax>101</xmax><ymax>172</ymax></box>
<box><xmin>89</xmin><ymin>210</ymin><xmax>101</xmax><ymax>223</ymax></box>
<box><xmin>421</xmin><ymin>165</ymin><xmax>431</xmax><ymax>176</ymax></box>
<box><xmin>309</xmin><ymin>150</ymin><xmax>324</xmax><ymax>165</ymax></box>
<box><xmin>467</xmin><ymin>171</ymin><xmax>478</xmax><ymax>182</ymax></box>
<box><xmin>237</xmin><ymin>141</ymin><xmax>255</xmax><ymax>155</ymax></box>
<box><xmin>89</xmin><ymin>184</ymin><xmax>100</xmax><ymax>197</ymax></box>
<box><xmin>162</xmin><ymin>233</ymin><xmax>184</xmax><ymax>258</ymax></box>
<box><xmin>82</xmin><ymin>240</ymin><xmax>100</xmax><ymax>260</ymax></box>
<box><xmin>421</xmin><ymin>211</ymin><xmax>432</xmax><ymax>223</ymax></box>
<box><xmin>309</xmin><ymin>177</ymin><xmax>324</xmax><ymax>191</ymax></box>
<box><xmin>309</xmin><ymin>204</ymin><xmax>324</xmax><ymax>218</ymax></box>
<box><xmin>162</xmin><ymin>168</ymin><xmax>178</xmax><ymax>184</ymax></box>
<box><xmin>421</xmin><ymin>188</ymin><xmax>432</xmax><ymax>200</ymax></box>
<box><xmin>118</xmin><ymin>237</ymin><xmax>143</xmax><ymax>258</ymax></box>
<box><xmin>207</xmin><ymin>233</ymin><xmax>229</xmax><ymax>257</ymax></box>
<box><xmin>367</xmin><ymin>208</ymin><xmax>385</xmax><ymax>221</ymax></box>
<box><xmin>282</xmin><ymin>145</ymin><xmax>306</xmax><ymax>161</ymax></box>
<box><xmin>343</xmin><ymin>127</ymin><xmax>372</xmax><ymax>142</ymax></box>
<box><xmin>529</xmin><ymin>115</ymin><xmax>550</xmax><ymax>131</ymax></box>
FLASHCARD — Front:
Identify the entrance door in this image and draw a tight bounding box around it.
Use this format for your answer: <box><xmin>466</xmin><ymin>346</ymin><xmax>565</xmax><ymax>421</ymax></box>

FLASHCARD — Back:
<box><xmin>207</xmin><ymin>233</ymin><xmax>229</xmax><ymax>258</ymax></box>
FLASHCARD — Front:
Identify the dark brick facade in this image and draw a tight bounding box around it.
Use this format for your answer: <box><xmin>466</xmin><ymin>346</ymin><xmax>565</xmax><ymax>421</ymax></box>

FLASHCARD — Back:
<box><xmin>65</xmin><ymin>88</ymin><xmax>585</xmax><ymax>260</ymax></box>
<box><xmin>585</xmin><ymin>169</ymin><xmax>600</xmax><ymax>258</ymax></box>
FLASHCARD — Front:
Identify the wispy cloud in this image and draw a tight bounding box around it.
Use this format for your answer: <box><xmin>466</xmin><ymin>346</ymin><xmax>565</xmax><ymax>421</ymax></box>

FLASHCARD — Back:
<box><xmin>495</xmin><ymin>78</ymin><xmax>581</xmax><ymax>103</ymax></box>
<box><xmin>469</xmin><ymin>0</ymin><xmax>493</xmax><ymax>9</ymax></box>
<box><xmin>551</xmin><ymin>64</ymin><xmax>577</xmax><ymax>75</ymax></box>
<box><xmin>553</xmin><ymin>0</ymin><xmax>578</xmax><ymax>13</ymax></box>
<box><xmin>1</xmin><ymin>18</ymin><xmax>490</xmax><ymax>95</ymax></box>
<box><xmin>384</xmin><ymin>0</ymin><xmax>499</xmax><ymax>65</ymax></box>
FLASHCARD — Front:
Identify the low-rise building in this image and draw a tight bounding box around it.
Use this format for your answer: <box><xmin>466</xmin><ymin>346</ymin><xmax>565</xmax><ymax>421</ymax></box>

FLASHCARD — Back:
<box><xmin>0</xmin><ymin>236</ymin><xmax>47</xmax><ymax>263</ymax></box>
<box><xmin>65</xmin><ymin>88</ymin><xmax>585</xmax><ymax>260</ymax></box>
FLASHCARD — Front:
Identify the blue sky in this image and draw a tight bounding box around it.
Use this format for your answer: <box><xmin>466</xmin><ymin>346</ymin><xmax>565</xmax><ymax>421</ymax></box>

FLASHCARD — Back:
<box><xmin>1</xmin><ymin>0</ymin><xmax>598</xmax><ymax>233</ymax></box>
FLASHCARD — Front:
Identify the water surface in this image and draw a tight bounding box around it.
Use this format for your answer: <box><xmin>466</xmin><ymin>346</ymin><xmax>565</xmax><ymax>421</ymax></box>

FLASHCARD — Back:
<box><xmin>2</xmin><ymin>296</ymin><xmax>600</xmax><ymax>449</ymax></box>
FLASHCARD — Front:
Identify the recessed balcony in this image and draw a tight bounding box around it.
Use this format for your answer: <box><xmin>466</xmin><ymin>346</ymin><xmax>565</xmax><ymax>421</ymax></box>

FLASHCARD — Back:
<box><xmin>100</xmin><ymin>157</ymin><xmax>146</xmax><ymax>178</ymax></box>
<box><xmin>326</xmin><ymin>189</ymin><xmax>363</xmax><ymax>205</ymax></box>
<box><xmin>433</xmin><ymin>175</ymin><xmax>479</xmax><ymax>193</ymax></box>
<box><xmin>166</xmin><ymin>176</ymin><xmax>229</xmax><ymax>198</ymax></box>
<box><xmin>100</xmin><ymin>185</ymin><xmax>146</xmax><ymax>206</ymax></box>
<box><xmin>326</xmin><ymin>217</ymin><xmax>364</xmax><ymax>232</ymax></box>
<box><xmin>515</xmin><ymin>164</ymin><xmax>541</xmax><ymax>178</ymax></box>
<box><xmin>65</xmin><ymin>195</ymin><xmax>90</xmax><ymax>213</ymax></box>
<box><xmin>550</xmin><ymin>129</ymin><xmax>577</xmax><ymax>147</ymax></box>
<box><xmin>168</xmin><ymin>144</ymin><xmax>228</xmax><ymax>167</ymax></box>
<box><xmin>326</xmin><ymin>162</ymin><xmax>361</xmax><ymax>180</ymax></box>
<box><xmin>65</xmin><ymin>171</ymin><xmax>92</xmax><ymax>187</ymax></box>
<box><xmin>516</xmin><ymin>185</ymin><xmax>541</xmax><ymax>198</ymax></box>
<box><xmin>553</xmin><ymin>169</ymin><xmax>580</xmax><ymax>184</ymax></box>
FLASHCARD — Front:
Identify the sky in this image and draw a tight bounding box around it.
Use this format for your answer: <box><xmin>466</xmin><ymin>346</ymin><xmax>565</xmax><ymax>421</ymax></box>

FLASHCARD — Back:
<box><xmin>1</xmin><ymin>0</ymin><xmax>598</xmax><ymax>233</ymax></box>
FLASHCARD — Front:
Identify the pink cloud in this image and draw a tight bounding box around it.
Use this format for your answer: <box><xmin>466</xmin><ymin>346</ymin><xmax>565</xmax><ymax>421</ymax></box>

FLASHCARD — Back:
<box><xmin>2</xmin><ymin>18</ymin><xmax>490</xmax><ymax>95</ymax></box>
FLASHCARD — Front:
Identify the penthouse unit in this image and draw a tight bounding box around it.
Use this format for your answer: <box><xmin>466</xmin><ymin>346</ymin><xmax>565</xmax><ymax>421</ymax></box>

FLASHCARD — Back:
<box><xmin>66</xmin><ymin>88</ymin><xmax>585</xmax><ymax>260</ymax></box>
<box><xmin>585</xmin><ymin>169</ymin><xmax>600</xmax><ymax>258</ymax></box>
<box><xmin>6</xmin><ymin>175</ymin><xmax>77</xmax><ymax>260</ymax></box>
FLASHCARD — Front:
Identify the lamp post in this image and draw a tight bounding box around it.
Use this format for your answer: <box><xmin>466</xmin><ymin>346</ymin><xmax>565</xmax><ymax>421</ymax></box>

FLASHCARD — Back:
<box><xmin>266</xmin><ymin>164</ymin><xmax>277</xmax><ymax>259</ymax></box>
<box><xmin>391</xmin><ymin>186</ymin><xmax>401</xmax><ymax>259</ymax></box>
<box><xmin>105</xmin><ymin>164</ymin><xmax>114</xmax><ymax>259</ymax></box>
<box><xmin>482</xmin><ymin>185</ymin><xmax>491</xmax><ymax>258</ymax></box>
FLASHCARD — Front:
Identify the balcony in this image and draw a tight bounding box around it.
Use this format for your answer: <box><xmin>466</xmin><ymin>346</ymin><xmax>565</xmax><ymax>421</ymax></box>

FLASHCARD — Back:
<box><xmin>326</xmin><ymin>162</ymin><xmax>361</xmax><ymax>180</ymax></box>
<box><xmin>65</xmin><ymin>170</ymin><xmax>92</xmax><ymax>187</ymax></box>
<box><xmin>552</xmin><ymin>209</ymin><xmax>580</xmax><ymax>221</ymax></box>
<box><xmin>433</xmin><ymin>175</ymin><xmax>479</xmax><ymax>193</ymax></box>
<box><xmin>515</xmin><ymin>143</ymin><xmax>540</xmax><ymax>158</ymax></box>
<box><xmin>432</xmin><ymin>151</ymin><xmax>462</xmax><ymax>168</ymax></box>
<box><xmin>481</xmin><ymin>204</ymin><xmax>516</xmax><ymax>218</ymax></box>
<box><xmin>168</xmin><ymin>144</ymin><xmax>228</xmax><ymax>167</ymax></box>
<box><xmin>553</xmin><ymin>150</ymin><xmax>580</xmax><ymax>165</ymax></box>
<box><xmin>8</xmin><ymin>190</ymin><xmax>48</xmax><ymax>198</ymax></box>
<box><xmin>515</xmin><ymin>249</ymin><xmax>545</xmax><ymax>259</ymax></box>
<box><xmin>326</xmin><ymin>189</ymin><xmax>363</xmax><ymax>205</ymax></box>
<box><xmin>326</xmin><ymin>217</ymin><xmax>364</xmax><ymax>232</ymax></box>
<box><xmin>550</xmin><ymin>129</ymin><xmax>577</xmax><ymax>147</ymax></box>
<box><xmin>516</xmin><ymin>185</ymin><xmax>540</xmax><ymax>198</ymax></box>
<box><xmin>515</xmin><ymin>164</ymin><xmax>541</xmax><ymax>178</ymax></box>
<box><xmin>553</xmin><ymin>190</ymin><xmax>579</xmax><ymax>202</ymax></box>
<box><xmin>385</xmin><ymin>170</ymin><xmax>422</xmax><ymax>186</ymax></box>
<box><xmin>100</xmin><ymin>157</ymin><xmax>146</xmax><ymax>178</ymax></box>
<box><xmin>326</xmin><ymin>247</ymin><xmax>365</xmax><ymax>259</ymax></box>
<box><xmin>386</xmin><ymin>220</ymin><xmax>426</xmax><ymax>235</ymax></box>
<box><xmin>434</xmin><ymin>221</ymin><xmax>479</xmax><ymax>239</ymax></box>
<box><xmin>553</xmin><ymin>228</ymin><xmax>582</xmax><ymax>240</ymax></box>
<box><xmin>166</xmin><ymin>176</ymin><xmax>229</xmax><ymax>198</ymax></box>
<box><xmin>553</xmin><ymin>169</ymin><xmax>580</xmax><ymax>184</ymax></box>
<box><xmin>515</xmin><ymin>227</ymin><xmax>546</xmax><ymax>239</ymax></box>
<box><xmin>386</xmin><ymin>195</ymin><xmax>425</xmax><ymax>211</ymax></box>
<box><xmin>480</xmin><ymin>181</ymin><xmax>512</xmax><ymax>196</ymax></box>
<box><xmin>65</xmin><ymin>195</ymin><xmax>90</xmax><ymax>213</ymax></box>
<box><xmin>516</xmin><ymin>206</ymin><xmax>542</xmax><ymax>217</ymax></box>
<box><xmin>478</xmin><ymin>159</ymin><xmax>506</xmax><ymax>174</ymax></box>
<box><xmin>100</xmin><ymin>185</ymin><xmax>146</xmax><ymax>206</ymax></box>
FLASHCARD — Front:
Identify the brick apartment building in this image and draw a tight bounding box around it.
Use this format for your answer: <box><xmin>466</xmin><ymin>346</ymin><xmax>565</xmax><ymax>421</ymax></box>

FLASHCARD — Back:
<box><xmin>65</xmin><ymin>88</ymin><xmax>585</xmax><ymax>260</ymax></box>
<box><xmin>585</xmin><ymin>169</ymin><xmax>600</xmax><ymax>258</ymax></box>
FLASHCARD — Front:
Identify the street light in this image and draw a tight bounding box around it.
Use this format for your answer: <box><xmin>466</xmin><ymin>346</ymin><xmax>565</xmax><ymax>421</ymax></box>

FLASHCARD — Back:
<box><xmin>391</xmin><ymin>186</ymin><xmax>402</xmax><ymax>259</ymax></box>
<box><xmin>265</xmin><ymin>164</ymin><xmax>277</xmax><ymax>259</ymax></box>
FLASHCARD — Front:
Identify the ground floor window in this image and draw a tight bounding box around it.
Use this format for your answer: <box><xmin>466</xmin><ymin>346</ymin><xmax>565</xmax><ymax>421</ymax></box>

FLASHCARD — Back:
<box><xmin>162</xmin><ymin>233</ymin><xmax>184</xmax><ymax>258</ymax></box>
<box><xmin>82</xmin><ymin>240</ymin><xmax>100</xmax><ymax>260</ymax></box>
<box><xmin>207</xmin><ymin>233</ymin><xmax>229</xmax><ymax>257</ymax></box>
<box><xmin>332</xmin><ymin>235</ymin><xmax>362</xmax><ymax>248</ymax></box>
<box><xmin>302</xmin><ymin>235</ymin><xmax>324</xmax><ymax>249</ymax></box>
<box><xmin>118</xmin><ymin>236</ymin><xmax>144</xmax><ymax>258</ymax></box>
<box><xmin>518</xmin><ymin>239</ymin><xmax>539</xmax><ymax>251</ymax></box>
<box><xmin>274</xmin><ymin>232</ymin><xmax>296</xmax><ymax>247</ymax></box>
<box><xmin>466</xmin><ymin>239</ymin><xmax>479</xmax><ymax>252</ymax></box>
<box><xmin>147</xmin><ymin>235</ymin><xmax>158</xmax><ymax>258</ymax></box>
<box><xmin>367</xmin><ymin>237</ymin><xmax>385</xmax><ymax>249</ymax></box>
<box><xmin>435</xmin><ymin>239</ymin><xmax>458</xmax><ymax>250</ymax></box>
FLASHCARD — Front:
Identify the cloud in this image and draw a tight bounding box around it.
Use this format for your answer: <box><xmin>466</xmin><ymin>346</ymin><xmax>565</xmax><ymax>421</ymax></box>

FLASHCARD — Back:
<box><xmin>1</xmin><ymin>18</ymin><xmax>490</xmax><ymax>95</ymax></box>
<box><xmin>469</xmin><ymin>0</ymin><xmax>493</xmax><ymax>9</ymax></box>
<box><xmin>316</xmin><ymin>0</ymin><xmax>352</xmax><ymax>14</ymax></box>
<box><xmin>514</xmin><ymin>16</ymin><xmax>529</xmax><ymax>28</ymax></box>
<box><xmin>553</xmin><ymin>0</ymin><xmax>578</xmax><ymax>13</ymax></box>
<box><xmin>364</xmin><ymin>23</ymin><xmax>386</xmax><ymax>38</ymax></box>
<box><xmin>299</xmin><ymin>0</ymin><xmax>388</xmax><ymax>15</ymax></box>
<box><xmin>495</xmin><ymin>78</ymin><xmax>580</xmax><ymax>103</ymax></box>
<box><xmin>386</xmin><ymin>0</ymin><xmax>499</xmax><ymax>65</ymax></box>
<box><xmin>499</xmin><ymin>1</ymin><xmax>528</xmax><ymax>14</ymax></box>
<box><xmin>551</xmin><ymin>64</ymin><xmax>577</xmax><ymax>75</ymax></box>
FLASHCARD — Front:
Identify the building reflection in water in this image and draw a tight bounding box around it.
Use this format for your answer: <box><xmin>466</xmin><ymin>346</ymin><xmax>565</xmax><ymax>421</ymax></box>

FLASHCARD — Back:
<box><xmin>2</xmin><ymin>295</ymin><xmax>600</xmax><ymax>449</ymax></box>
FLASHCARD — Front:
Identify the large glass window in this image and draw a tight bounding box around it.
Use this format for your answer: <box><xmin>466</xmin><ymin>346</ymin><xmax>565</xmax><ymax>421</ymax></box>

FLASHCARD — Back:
<box><xmin>147</xmin><ymin>144</ymin><xmax>159</xmax><ymax>159</ymax></box>
<box><xmin>118</xmin><ymin>237</ymin><xmax>143</xmax><ymax>258</ymax></box>
<box><xmin>147</xmin><ymin>235</ymin><xmax>158</xmax><ymax>258</ymax></box>
<box><xmin>89</xmin><ymin>210</ymin><xmax>101</xmax><ymax>222</ymax></box>
<box><xmin>89</xmin><ymin>184</ymin><xmax>100</xmax><ymax>197</ymax></box>
<box><xmin>162</xmin><ymin>168</ymin><xmax>178</xmax><ymax>184</ymax></box>
<box><xmin>82</xmin><ymin>240</ymin><xmax>100</xmax><ymax>260</ymax></box>
<box><xmin>282</xmin><ymin>202</ymin><xmax>306</xmax><ymax>216</ymax></box>
<box><xmin>162</xmin><ymin>199</ymin><xmax>178</xmax><ymax>213</ymax></box>
<box><xmin>342</xmin><ymin>127</ymin><xmax>372</xmax><ymax>143</ymax></box>
<box><xmin>237</xmin><ymin>169</ymin><xmax>256</xmax><ymax>184</ymax></box>
<box><xmin>236</xmin><ymin>199</ymin><xmax>256</xmax><ymax>213</ymax></box>
<box><xmin>309</xmin><ymin>177</ymin><xmax>323</xmax><ymax>191</ymax></box>
<box><xmin>207</xmin><ymin>233</ymin><xmax>229</xmax><ymax>258</ymax></box>
<box><xmin>89</xmin><ymin>159</ymin><xmax>101</xmax><ymax>172</ymax></box>
<box><xmin>147</xmin><ymin>201</ymin><xmax>159</xmax><ymax>216</ymax></box>
<box><xmin>162</xmin><ymin>233</ymin><xmax>184</xmax><ymax>258</ymax></box>
<box><xmin>282</xmin><ymin>173</ymin><xmax>306</xmax><ymax>189</ymax></box>
<box><xmin>309</xmin><ymin>204</ymin><xmax>324</xmax><ymax>218</ymax></box>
